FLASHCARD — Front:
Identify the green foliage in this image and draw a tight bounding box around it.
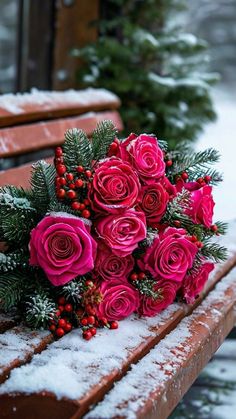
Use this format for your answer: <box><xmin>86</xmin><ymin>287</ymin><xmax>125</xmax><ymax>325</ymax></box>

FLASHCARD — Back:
<box><xmin>59</xmin><ymin>277</ymin><xmax>86</xmax><ymax>305</ymax></box>
<box><xmin>26</xmin><ymin>292</ymin><xmax>56</xmax><ymax>329</ymax></box>
<box><xmin>0</xmin><ymin>249</ymin><xmax>28</xmax><ymax>272</ymax></box>
<box><xmin>30</xmin><ymin>161</ymin><xmax>56</xmax><ymax>214</ymax></box>
<box><xmin>91</xmin><ymin>120</ymin><xmax>117</xmax><ymax>161</ymax></box>
<box><xmin>0</xmin><ymin>188</ymin><xmax>37</xmax><ymax>244</ymax></box>
<box><xmin>0</xmin><ymin>271</ymin><xmax>28</xmax><ymax>311</ymax></box>
<box><xmin>63</xmin><ymin>128</ymin><xmax>93</xmax><ymax>169</ymax></box>
<box><xmin>74</xmin><ymin>0</ymin><xmax>217</xmax><ymax>147</ymax></box>
<box><xmin>201</xmin><ymin>241</ymin><xmax>228</xmax><ymax>263</ymax></box>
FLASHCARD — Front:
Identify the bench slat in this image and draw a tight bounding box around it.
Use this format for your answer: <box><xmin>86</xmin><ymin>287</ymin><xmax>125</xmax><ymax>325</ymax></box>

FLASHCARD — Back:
<box><xmin>0</xmin><ymin>89</ymin><xmax>120</xmax><ymax>128</ymax></box>
<box><xmin>0</xmin><ymin>313</ymin><xmax>17</xmax><ymax>334</ymax></box>
<box><xmin>86</xmin><ymin>267</ymin><xmax>236</xmax><ymax>419</ymax></box>
<box><xmin>0</xmin><ymin>110</ymin><xmax>123</xmax><ymax>158</ymax></box>
<box><xmin>0</xmin><ymin>243</ymin><xmax>235</xmax><ymax>419</ymax></box>
<box><xmin>0</xmin><ymin>327</ymin><xmax>53</xmax><ymax>385</ymax></box>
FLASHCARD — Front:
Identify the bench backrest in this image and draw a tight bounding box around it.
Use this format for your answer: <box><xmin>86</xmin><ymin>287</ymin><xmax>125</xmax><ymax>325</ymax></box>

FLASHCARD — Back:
<box><xmin>0</xmin><ymin>88</ymin><xmax>123</xmax><ymax>188</ymax></box>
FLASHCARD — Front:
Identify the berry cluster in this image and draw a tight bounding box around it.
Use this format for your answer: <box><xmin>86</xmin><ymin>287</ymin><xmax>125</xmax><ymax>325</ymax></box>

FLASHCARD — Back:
<box><xmin>54</xmin><ymin>147</ymin><xmax>92</xmax><ymax>219</ymax></box>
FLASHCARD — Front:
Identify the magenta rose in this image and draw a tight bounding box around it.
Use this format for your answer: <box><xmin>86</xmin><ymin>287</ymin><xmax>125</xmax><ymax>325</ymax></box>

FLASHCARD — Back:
<box><xmin>94</xmin><ymin>242</ymin><xmax>134</xmax><ymax>281</ymax></box>
<box><xmin>138</xmin><ymin>280</ymin><xmax>178</xmax><ymax>317</ymax></box>
<box><xmin>140</xmin><ymin>227</ymin><xmax>198</xmax><ymax>283</ymax></box>
<box><xmin>95</xmin><ymin>209</ymin><xmax>146</xmax><ymax>257</ymax></box>
<box><xmin>188</xmin><ymin>185</ymin><xmax>215</xmax><ymax>228</ymax></box>
<box><xmin>89</xmin><ymin>157</ymin><xmax>141</xmax><ymax>214</ymax></box>
<box><xmin>29</xmin><ymin>214</ymin><xmax>97</xmax><ymax>286</ymax></box>
<box><xmin>97</xmin><ymin>280</ymin><xmax>140</xmax><ymax>321</ymax></box>
<box><xmin>118</xmin><ymin>133</ymin><xmax>165</xmax><ymax>184</ymax></box>
<box><xmin>140</xmin><ymin>182</ymin><xmax>169</xmax><ymax>227</ymax></box>
<box><xmin>181</xmin><ymin>262</ymin><xmax>214</xmax><ymax>304</ymax></box>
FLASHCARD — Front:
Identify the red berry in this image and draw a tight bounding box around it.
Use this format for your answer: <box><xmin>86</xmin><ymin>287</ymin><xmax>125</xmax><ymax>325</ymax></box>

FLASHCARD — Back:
<box><xmin>85</xmin><ymin>170</ymin><xmax>92</xmax><ymax>178</ymax></box>
<box><xmin>130</xmin><ymin>273</ymin><xmax>138</xmax><ymax>281</ymax></box>
<box><xmin>55</xmin><ymin>147</ymin><xmax>63</xmax><ymax>157</ymax></box>
<box><xmin>64</xmin><ymin>323</ymin><xmax>72</xmax><ymax>332</ymax></box>
<box><xmin>83</xmin><ymin>198</ymin><xmax>90</xmax><ymax>206</ymax></box>
<box><xmin>85</xmin><ymin>280</ymin><xmax>94</xmax><ymax>288</ymax></box>
<box><xmin>57</xmin><ymin>189</ymin><xmax>66</xmax><ymax>199</ymax></box>
<box><xmin>65</xmin><ymin>303</ymin><xmax>73</xmax><ymax>312</ymax></box>
<box><xmin>66</xmin><ymin>173</ymin><xmax>74</xmax><ymax>181</ymax></box>
<box><xmin>75</xmin><ymin>179</ymin><xmax>83</xmax><ymax>188</ymax></box>
<box><xmin>100</xmin><ymin>317</ymin><xmax>108</xmax><ymax>326</ymax></box>
<box><xmin>55</xmin><ymin>157</ymin><xmax>64</xmax><ymax>165</ymax></box>
<box><xmin>181</xmin><ymin>172</ymin><xmax>188</xmax><ymax>181</ymax></box>
<box><xmin>71</xmin><ymin>201</ymin><xmax>81</xmax><ymax>210</ymax></box>
<box><xmin>59</xmin><ymin>177</ymin><xmax>67</xmax><ymax>186</ymax></box>
<box><xmin>67</xmin><ymin>190</ymin><xmax>76</xmax><ymax>199</ymax></box>
<box><xmin>205</xmin><ymin>175</ymin><xmax>212</xmax><ymax>183</ymax></box>
<box><xmin>83</xmin><ymin>330</ymin><xmax>92</xmax><ymax>340</ymax></box>
<box><xmin>76</xmin><ymin>165</ymin><xmax>84</xmax><ymax>173</ymax></box>
<box><xmin>81</xmin><ymin>318</ymin><xmax>88</xmax><ymax>326</ymax></box>
<box><xmin>58</xmin><ymin>319</ymin><xmax>67</xmax><ymax>329</ymax></box>
<box><xmin>76</xmin><ymin>308</ymin><xmax>84</xmax><ymax>317</ymax></box>
<box><xmin>82</xmin><ymin>209</ymin><xmax>91</xmax><ymax>219</ymax></box>
<box><xmin>166</xmin><ymin>160</ymin><xmax>173</xmax><ymax>167</ymax></box>
<box><xmin>68</xmin><ymin>183</ymin><xmax>75</xmax><ymax>189</ymax></box>
<box><xmin>110</xmin><ymin>321</ymin><xmax>119</xmax><ymax>330</ymax></box>
<box><xmin>191</xmin><ymin>235</ymin><xmax>198</xmax><ymax>242</ymax></box>
<box><xmin>197</xmin><ymin>177</ymin><xmax>204</xmax><ymax>184</ymax></box>
<box><xmin>55</xmin><ymin>309</ymin><xmax>61</xmax><ymax>317</ymax></box>
<box><xmin>58</xmin><ymin>305</ymin><xmax>65</xmax><ymax>313</ymax></box>
<box><xmin>85</xmin><ymin>305</ymin><xmax>96</xmax><ymax>316</ymax></box>
<box><xmin>79</xmin><ymin>203</ymin><xmax>85</xmax><ymax>210</ymax></box>
<box><xmin>173</xmin><ymin>220</ymin><xmax>181</xmax><ymax>228</ymax></box>
<box><xmin>58</xmin><ymin>296</ymin><xmax>66</xmax><ymax>305</ymax></box>
<box><xmin>196</xmin><ymin>241</ymin><xmax>204</xmax><ymax>249</ymax></box>
<box><xmin>89</xmin><ymin>327</ymin><xmax>97</xmax><ymax>336</ymax></box>
<box><xmin>87</xmin><ymin>316</ymin><xmax>95</xmax><ymax>325</ymax></box>
<box><xmin>57</xmin><ymin>165</ymin><xmax>67</xmax><ymax>176</ymax></box>
<box><xmin>211</xmin><ymin>224</ymin><xmax>218</xmax><ymax>232</ymax></box>
<box><xmin>56</xmin><ymin>328</ymin><xmax>65</xmax><ymax>338</ymax></box>
<box><xmin>49</xmin><ymin>324</ymin><xmax>56</xmax><ymax>332</ymax></box>
<box><xmin>138</xmin><ymin>272</ymin><xmax>146</xmax><ymax>280</ymax></box>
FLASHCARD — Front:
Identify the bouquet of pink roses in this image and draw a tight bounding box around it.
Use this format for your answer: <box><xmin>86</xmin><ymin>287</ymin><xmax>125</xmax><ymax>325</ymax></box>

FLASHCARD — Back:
<box><xmin>0</xmin><ymin>121</ymin><xmax>227</xmax><ymax>340</ymax></box>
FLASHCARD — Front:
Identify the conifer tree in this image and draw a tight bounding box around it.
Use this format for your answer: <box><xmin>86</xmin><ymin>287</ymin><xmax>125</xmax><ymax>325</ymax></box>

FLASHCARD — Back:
<box><xmin>75</xmin><ymin>0</ymin><xmax>218</xmax><ymax>147</ymax></box>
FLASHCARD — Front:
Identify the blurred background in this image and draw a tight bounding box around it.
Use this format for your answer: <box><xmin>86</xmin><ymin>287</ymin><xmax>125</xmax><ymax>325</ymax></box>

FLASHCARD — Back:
<box><xmin>0</xmin><ymin>2</ymin><xmax>236</xmax><ymax>417</ymax></box>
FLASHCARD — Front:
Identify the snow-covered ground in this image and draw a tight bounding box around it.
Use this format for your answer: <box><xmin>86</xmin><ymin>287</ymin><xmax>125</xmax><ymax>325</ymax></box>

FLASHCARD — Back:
<box><xmin>197</xmin><ymin>88</ymin><xmax>236</xmax><ymax>221</ymax></box>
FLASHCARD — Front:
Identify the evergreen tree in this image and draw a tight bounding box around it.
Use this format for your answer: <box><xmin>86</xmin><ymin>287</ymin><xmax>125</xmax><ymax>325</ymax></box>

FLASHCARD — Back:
<box><xmin>74</xmin><ymin>0</ymin><xmax>218</xmax><ymax>148</ymax></box>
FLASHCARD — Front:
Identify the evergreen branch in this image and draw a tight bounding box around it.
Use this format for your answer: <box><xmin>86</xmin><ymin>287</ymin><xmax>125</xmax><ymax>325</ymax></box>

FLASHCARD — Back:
<box><xmin>58</xmin><ymin>276</ymin><xmax>86</xmax><ymax>305</ymax></box>
<box><xmin>30</xmin><ymin>161</ymin><xmax>56</xmax><ymax>214</ymax></box>
<box><xmin>0</xmin><ymin>249</ymin><xmax>29</xmax><ymax>272</ymax></box>
<box><xmin>169</xmin><ymin>148</ymin><xmax>220</xmax><ymax>177</ymax></box>
<box><xmin>0</xmin><ymin>271</ymin><xmax>28</xmax><ymax>311</ymax></box>
<box><xmin>25</xmin><ymin>293</ymin><xmax>56</xmax><ymax>329</ymax></box>
<box><xmin>63</xmin><ymin>128</ymin><xmax>93</xmax><ymax>169</ymax></box>
<box><xmin>201</xmin><ymin>242</ymin><xmax>228</xmax><ymax>263</ymax></box>
<box><xmin>91</xmin><ymin>120</ymin><xmax>117</xmax><ymax>161</ymax></box>
<box><xmin>164</xmin><ymin>189</ymin><xmax>192</xmax><ymax>223</ymax></box>
<box><xmin>0</xmin><ymin>185</ymin><xmax>32</xmax><ymax>200</ymax></box>
<box><xmin>158</xmin><ymin>139</ymin><xmax>168</xmax><ymax>152</ymax></box>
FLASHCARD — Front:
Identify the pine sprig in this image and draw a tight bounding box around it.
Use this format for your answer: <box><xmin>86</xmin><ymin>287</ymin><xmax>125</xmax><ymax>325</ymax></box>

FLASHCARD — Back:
<box><xmin>164</xmin><ymin>189</ymin><xmax>192</xmax><ymax>223</ymax></box>
<box><xmin>169</xmin><ymin>148</ymin><xmax>221</xmax><ymax>178</ymax></box>
<box><xmin>58</xmin><ymin>276</ymin><xmax>86</xmax><ymax>305</ymax></box>
<box><xmin>201</xmin><ymin>241</ymin><xmax>228</xmax><ymax>263</ymax></box>
<box><xmin>0</xmin><ymin>249</ymin><xmax>28</xmax><ymax>272</ymax></box>
<box><xmin>63</xmin><ymin>128</ymin><xmax>93</xmax><ymax>169</ymax></box>
<box><xmin>0</xmin><ymin>271</ymin><xmax>29</xmax><ymax>311</ymax></box>
<box><xmin>25</xmin><ymin>293</ymin><xmax>56</xmax><ymax>329</ymax></box>
<box><xmin>30</xmin><ymin>161</ymin><xmax>56</xmax><ymax>214</ymax></box>
<box><xmin>91</xmin><ymin>120</ymin><xmax>117</xmax><ymax>161</ymax></box>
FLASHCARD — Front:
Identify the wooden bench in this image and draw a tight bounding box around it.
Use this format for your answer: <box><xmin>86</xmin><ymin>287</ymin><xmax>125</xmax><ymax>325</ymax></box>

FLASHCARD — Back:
<box><xmin>0</xmin><ymin>90</ymin><xmax>236</xmax><ymax>419</ymax></box>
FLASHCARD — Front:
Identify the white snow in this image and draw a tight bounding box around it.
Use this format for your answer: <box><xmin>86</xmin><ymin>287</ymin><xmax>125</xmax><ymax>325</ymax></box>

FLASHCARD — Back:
<box><xmin>196</xmin><ymin>88</ymin><xmax>236</xmax><ymax>221</ymax></box>
<box><xmin>0</xmin><ymin>88</ymin><xmax>119</xmax><ymax>114</ymax></box>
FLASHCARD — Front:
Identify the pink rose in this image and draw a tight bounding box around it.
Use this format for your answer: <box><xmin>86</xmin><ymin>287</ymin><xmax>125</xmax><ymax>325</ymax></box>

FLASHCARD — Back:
<box><xmin>138</xmin><ymin>280</ymin><xmax>178</xmax><ymax>316</ymax></box>
<box><xmin>188</xmin><ymin>185</ymin><xmax>215</xmax><ymax>228</ymax></box>
<box><xmin>94</xmin><ymin>242</ymin><xmax>134</xmax><ymax>281</ymax></box>
<box><xmin>181</xmin><ymin>262</ymin><xmax>214</xmax><ymax>304</ymax></box>
<box><xmin>140</xmin><ymin>227</ymin><xmax>198</xmax><ymax>283</ymax></box>
<box><xmin>97</xmin><ymin>280</ymin><xmax>140</xmax><ymax>321</ymax></box>
<box><xmin>139</xmin><ymin>182</ymin><xmax>169</xmax><ymax>227</ymax></box>
<box><xmin>29</xmin><ymin>214</ymin><xmax>97</xmax><ymax>286</ymax></box>
<box><xmin>95</xmin><ymin>209</ymin><xmax>146</xmax><ymax>257</ymax></box>
<box><xmin>118</xmin><ymin>133</ymin><xmax>165</xmax><ymax>184</ymax></box>
<box><xmin>89</xmin><ymin>157</ymin><xmax>141</xmax><ymax>214</ymax></box>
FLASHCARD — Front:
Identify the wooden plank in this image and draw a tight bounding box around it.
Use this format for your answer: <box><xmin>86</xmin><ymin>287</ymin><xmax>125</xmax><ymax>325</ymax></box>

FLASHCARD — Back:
<box><xmin>52</xmin><ymin>0</ymin><xmax>99</xmax><ymax>91</ymax></box>
<box><xmin>0</xmin><ymin>327</ymin><xmax>53</xmax><ymax>385</ymax></box>
<box><xmin>0</xmin><ymin>313</ymin><xmax>17</xmax><ymax>334</ymax></box>
<box><xmin>0</xmin><ymin>89</ymin><xmax>120</xmax><ymax>128</ymax></box>
<box><xmin>0</xmin><ymin>248</ymin><xmax>235</xmax><ymax>419</ymax></box>
<box><xmin>86</xmin><ymin>267</ymin><xmax>236</xmax><ymax>419</ymax></box>
<box><xmin>0</xmin><ymin>110</ymin><xmax>123</xmax><ymax>158</ymax></box>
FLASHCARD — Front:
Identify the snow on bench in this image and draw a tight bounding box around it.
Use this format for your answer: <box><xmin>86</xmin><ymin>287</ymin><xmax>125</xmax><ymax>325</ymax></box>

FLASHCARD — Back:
<box><xmin>86</xmin><ymin>266</ymin><xmax>236</xmax><ymax>419</ymax></box>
